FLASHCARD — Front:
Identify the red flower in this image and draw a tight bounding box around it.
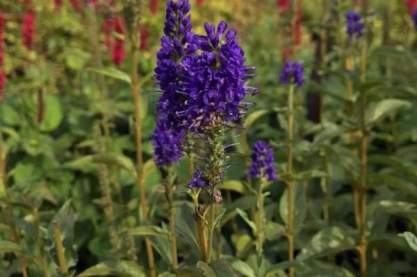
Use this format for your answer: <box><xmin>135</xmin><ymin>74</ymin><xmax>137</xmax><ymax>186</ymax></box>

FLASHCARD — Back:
<box><xmin>139</xmin><ymin>25</ymin><xmax>150</xmax><ymax>50</ymax></box>
<box><xmin>278</xmin><ymin>0</ymin><xmax>291</xmax><ymax>13</ymax></box>
<box><xmin>407</xmin><ymin>0</ymin><xmax>417</xmax><ymax>14</ymax></box>
<box><xmin>87</xmin><ymin>0</ymin><xmax>98</xmax><ymax>8</ymax></box>
<box><xmin>54</xmin><ymin>0</ymin><xmax>63</xmax><ymax>9</ymax></box>
<box><xmin>102</xmin><ymin>16</ymin><xmax>113</xmax><ymax>49</ymax></box>
<box><xmin>293</xmin><ymin>0</ymin><xmax>302</xmax><ymax>46</ymax></box>
<box><xmin>150</xmin><ymin>0</ymin><xmax>159</xmax><ymax>15</ymax></box>
<box><xmin>22</xmin><ymin>0</ymin><xmax>32</xmax><ymax>7</ymax></box>
<box><xmin>0</xmin><ymin>14</ymin><xmax>4</xmax><ymax>65</ymax></box>
<box><xmin>112</xmin><ymin>16</ymin><xmax>125</xmax><ymax>66</ymax></box>
<box><xmin>0</xmin><ymin>70</ymin><xmax>5</xmax><ymax>100</ymax></box>
<box><xmin>70</xmin><ymin>0</ymin><xmax>82</xmax><ymax>11</ymax></box>
<box><xmin>22</xmin><ymin>11</ymin><xmax>35</xmax><ymax>49</ymax></box>
<box><xmin>196</xmin><ymin>0</ymin><xmax>205</xmax><ymax>6</ymax></box>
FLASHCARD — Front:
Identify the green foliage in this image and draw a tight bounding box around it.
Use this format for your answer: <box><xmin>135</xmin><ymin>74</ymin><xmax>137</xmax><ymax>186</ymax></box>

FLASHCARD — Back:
<box><xmin>0</xmin><ymin>0</ymin><xmax>416</xmax><ymax>276</ymax></box>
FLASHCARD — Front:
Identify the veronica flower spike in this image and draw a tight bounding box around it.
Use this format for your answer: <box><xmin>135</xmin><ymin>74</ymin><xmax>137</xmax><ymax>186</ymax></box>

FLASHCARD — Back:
<box><xmin>346</xmin><ymin>10</ymin><xmax>364</xmax><ymax>39</ymax></box>
<box><xmin>280</xmin><ymin>61</ymin><xmax>304</xmax><ymax>88</ymax></box>
<box><xmin>249</xmin><ymin>141</ymin><xmax>278</xmax><ymax>182</ymax></box>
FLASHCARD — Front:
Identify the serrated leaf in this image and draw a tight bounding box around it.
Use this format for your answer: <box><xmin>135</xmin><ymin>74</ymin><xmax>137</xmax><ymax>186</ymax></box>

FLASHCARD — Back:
<box><xmin>279</xmin><ymin>185</ymin><xmax>306</xmax><ymax>227</ymax></box>
<box><xmin>244</xmin><ymin>110</ymin><xmax>268</xmax><ymax>128</ymax></box>
<box><xmin>399</xmin><ymin>232</ymin><xmax>417</xmax><ymax>252</ymax></box>
<box><xmin>298</xmin><ymin>227</ymin><xmax>355</xmax><ymax>260</ymax></box>
<box><xmin>78</xmin><ymin>260</ymin><xmax>145</xmax><ymax>277</ymax></box>
<box><xmin>39</xmin><ymin>94</ymin><xmax>63</xmax><ymax>131</ymax></box>
<box><xmin>0</xmin><ymin>240</ymin><xmax>24</xmax><ymax>254</ymax></box>
<box><xmin>236</xmin><ymin>208</ymin><xmax>257</xmax><ymax>233</ymax></box>
<box><xmin>89</xmin><ymin>67</ymin><xmax>131</xmax><ymax>85</ymax></box>
<box><xmin>128</xmin><ymin>226</ymin><xmax>169</xmax><ymax>238</ymax></box>
<box><xmin>197</xmin><ymin>261</ymin><xmax>217</xmax><ymax>277</ymax></box>
<box><xmin>219</xmin><ymin>180</ymin><xmax>246</xmax><ymax>194</ymax></box>
<box><xmin>367</xmin><ymin>99</ymin><xmax>411</xmax><ymax>124</ymax></box>
<box><xmin>64</xmin><ymin>153</ymin><xmax>136</xmax><ymax>177</ymax></box>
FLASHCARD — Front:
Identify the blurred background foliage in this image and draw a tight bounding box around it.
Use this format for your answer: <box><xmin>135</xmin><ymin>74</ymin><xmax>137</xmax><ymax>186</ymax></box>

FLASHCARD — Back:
<box><xmin>0</xmin><ymin>0</ymin><xmax>416</xmax><ymax>276</ymax></box>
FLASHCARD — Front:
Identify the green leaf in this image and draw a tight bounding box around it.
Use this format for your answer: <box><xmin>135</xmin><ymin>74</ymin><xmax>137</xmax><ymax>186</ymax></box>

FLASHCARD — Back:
<box><xmin>0</xmin><ymin>240</ymin><xmax>24</xmax><ymax>254</ymax></box>
<box><xmin>265</xmin><ymin>222</ymin><xmax>286</xmax><ymax>240</ymax></box>
<box><xmin>244</xmin><ymin>110</ymin><xmax>268</xmax><ymax>128</ymax></box>
<box><xmin>298</xmin><ymin>227</ymin><xmax>355</xmax><ymax>260</ymax></box>
<box><xmin>39</xmin><ymin>94</ymin><xmax>63</xmax><ymax>131</ymax></box>
<box><xmin>128</xmin><ymin>226</ymin><xmax>169</xmax><ymax>238</ymax></box>
<box><xmin>78</xmin><ymin>261</ymin><xmax>146</xmax><ymax>277</ymax></box>
<box><xmin>236</xmin><ymin>208</ymin><xmax>257</xmax><ymax>233</ymax></box>
<box><xmin>197</xmin><ymin>261</ymin><xmax>217</xmax><ymax>277</ymax></box>
<box><xmin>225</xmin><ymin>257</ymin><xmax>256</xmax><ymax>277</ymax></box>
<box><xmin>279</xmin><ymin>185</ymin><xmax>306</xmax><ymax>227</ymax></box>
<box><xmin>0</xmin><ymin>104</ymin><xmax>21</xmax><ymax>126</ymax></box>
<box><xmin>399</xmin><ymin>232</ymin><xmax>417</xmax><ymax>252</ymax></box>
<box><xmin>89</xmin><ymin>67</ymin><xmax>132</xmax><ymax>85</ymax></box>
<box><xmin>367</xmin><ymin>99</ymin><xmax>412</xmax><ymax>124</ymax></box>
<box><xmin>65</xmin><ymin>153</ymin><xmax>136</xmax><ymax>177</ymax></box>
<box><xmin>219</xmin><ymin>180</ymin><xmax>246</xmax><ymax>194</ymax></box>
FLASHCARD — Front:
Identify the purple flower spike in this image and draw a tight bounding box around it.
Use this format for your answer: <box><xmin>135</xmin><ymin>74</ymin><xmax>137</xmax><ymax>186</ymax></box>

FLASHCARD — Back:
<box><xmin>188</xmin><ymin>170</ymin><xmax>209</xmax><ymax>189</ymax></box>
<box><xmin>249</xmin><ymin>141</ymin><xmax>277</xmax><ymax>182</ymax></box>
<box><xmin>153</xmin><ymin>120</ymin><xmax>184</xmax><ymax>166</ymax></box>
<box><xmin>155</xmin><ymin>0</ymin><xmax>196</xmax><ymax>131</ymax></box>
<box><xmin>180</xmin><ymin>21</ymin><xmax>255</xmax><ymax>131</ymax></box>
<box><xmin>280</xmin><ymin>61</ymin><xmax>304</xmax><ymax>87</ymax></box>
<box><xmin>346</xmin><ymin>10</ymin><xmax>364</xmax><ymax>38</ymax></box>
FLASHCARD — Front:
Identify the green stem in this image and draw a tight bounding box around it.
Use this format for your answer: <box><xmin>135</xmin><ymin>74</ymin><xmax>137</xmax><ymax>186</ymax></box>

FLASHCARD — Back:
<box><xmin>205</xmin><ymin>128</ymin><xmax>225</xmax><ymax>263</ymax></box>
<box><xmin>53</xmin><ymin>223</ymin><xmax>69</xmax><ymax>276</ymax></box>
<box><xmin>287</xmin><ymin>84</ymin><xmax>295</xmax><ymax>277</ymax></box>
<box><xmin>163</xmin><ymin>167</ymin><xmax>178</xmax><ymax>269</ymax></box>
<box><xmin>130</xmin><ymin>15</ymin><xmax>156</xmax><ymax>277</ymax></box>
<box><xmin>255</xmin><ymin>178</ymin><xmax>267</xmax><ymax>272</ymax></box>
<box><xmin>320</xmin><ymin>149</ymin><xmax>331</xmax><ymax>224</ymax></box>
<box><xmin>358</xmin><ymin>41</ymin><xmax>368</xmax><ymax>277</ymax></box>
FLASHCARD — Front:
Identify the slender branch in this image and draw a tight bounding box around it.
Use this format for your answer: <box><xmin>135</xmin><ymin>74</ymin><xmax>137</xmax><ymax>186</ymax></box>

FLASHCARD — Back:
<box><xmin>163</xmin><ymin>167</ymin><xmax>178</xmax><ymax>269</ymax></box>
<box><xmin>358</xmin><ymin>41</ymin><xmax>368</xmax><ymax>277</ymax></box>
<box><xmin>52</xmin><ymin>223</ymin><xmax>69</xmax><ymax>276</ymax></box>
<box><xmin>287</xmin><ymin>84</ymin><xmax>295</xmax><ymax>277</ymax></box>
<box><xmin>130</xmin><ymin>15</ymin><xmax>156</xmax><ymax>277</ymax></box>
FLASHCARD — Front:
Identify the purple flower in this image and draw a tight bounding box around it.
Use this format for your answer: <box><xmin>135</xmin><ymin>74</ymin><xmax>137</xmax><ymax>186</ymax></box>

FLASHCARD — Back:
<box><xmin>249</xmin><ymin>141</ymin><xmax>277</xmax><ymax>182</ymax></box>
<box><xmin>280</xmin><ymin>61</ymin><xmax>304</xmax><ymax>87</ymax></box>
<box><xmin>188</xmin><ymin>170</ymin><xmax>209</xmax><ymax>189</ymax></box>
<box><xmin>413</xmin><ymin>10</ymin><xmax>417</xmax><ymax>29</ymax></box>
<box><xmin>346</xmin><ymin>10</ymin><xmax>364</xmax><ymax>38</ymax></box>
<box><xmin>154</xmin><ymin>0</ymin><xmax>195</xmax><ymax>130</ymax></box>
<box><xmin>180</xmin><ymin>21</ymin><xmax>256</xmax><ymax>131</ymax></box>
<box><xmin>153</xmin><ymin>120</ymin><xmax>184</xmax><ymax>166</ymax></box>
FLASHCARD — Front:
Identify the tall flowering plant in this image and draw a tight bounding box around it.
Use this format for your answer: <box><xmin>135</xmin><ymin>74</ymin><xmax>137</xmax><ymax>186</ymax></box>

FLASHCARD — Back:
<box><xmin>153</xmin><ymin>0</ymin><xmax>256</xmax><ymax>263</ymax></box>
<box><xmin>280</xmin><ymin>60</ymin><xmax>304</xmax><ymax>277</ymax></box>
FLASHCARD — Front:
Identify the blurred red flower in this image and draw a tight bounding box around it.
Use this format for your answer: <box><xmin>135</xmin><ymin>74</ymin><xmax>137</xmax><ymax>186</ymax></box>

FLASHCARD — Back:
<box><xmin>0</xmin><ymin>70</ymin><xmax>5</xmax><ymax>100</ymax></box>
<box><xmin>278</xmin><ymin>0</ymin><xmax>291</xmax><ymax>13</ymax></box>
<box><xmin>54</xmin><ymin>0</ymin><xmax>63</xmax><ymax>9</ymax></box>
<box><xmin>139</xmin><ymin>25</ymin><xmax>150</xmax><ymax>50</ymax></box>
<box><xmin>102</xmin><ymin>16</ymin><xmax>113</xmax><ymax>49</ymax></box>
<box><xmin>196</xmin><ymin>0</ymin><xmax>205</xmax><ymax>6</ymax></box>
<box><xmin>0</xmin><ymin>14</ymin><xmax>4</xmax><ymax>65</ymax></box>
<box><xmin>150</xmin><ymin>0</ymin><xmax>159</xmax><ymax>15</ymax></box>
<box><xmin>22</xmin><ymin>11</ymin><xmax>35</xmax><ymax>49</ymax></box>
<box><xmin>407</xmin><ymin>0</ymin><xmax>417</xmax><ymax>14</ymax></box>
<box><xmin>70</xmin><ymin>0</ymin><xmax>82</xmax><ymax>11</ymax></box>
<box><xmin>112</xmin><ymin>16</ymin><xmax>125</xmax><ymax>66</ymax></box>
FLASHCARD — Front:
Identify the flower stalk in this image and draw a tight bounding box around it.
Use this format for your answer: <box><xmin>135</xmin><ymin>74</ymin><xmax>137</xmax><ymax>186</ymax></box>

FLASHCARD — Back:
<box><xmin>357</xmin><ymin>40</ymin><xmax>368</xmax><ymax>277</ymax></box>
<box><xmin>130</xmin><ymin>18</ymin><xmax>156</xmax><ymax>277</ymax></box>
<box><xmin>162</xmin><ymin>166</ymin><xmax>178</xmax><ymax>268</ymax></box>
<box><xmin>206</xmin><ymin>128</ymin><xmax>225</xmax><ymax>262</ymax></box>
<box><xmin>52</xmin><ymin>222</ymin><xmax>69</xmax><ymax>277</ymax></box>
<box><xmin>286</xmin><ymin>83</ymin><xmax>295</xmax><ymax>277</ymax></box>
